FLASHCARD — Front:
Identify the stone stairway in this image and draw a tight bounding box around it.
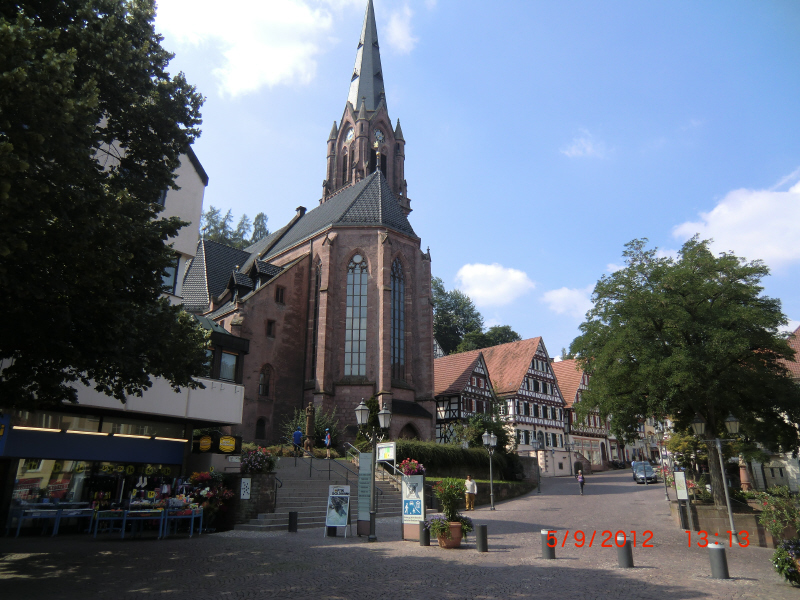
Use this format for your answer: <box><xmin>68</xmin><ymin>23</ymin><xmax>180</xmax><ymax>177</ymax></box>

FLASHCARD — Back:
<box><xmin>235</xmin><ymin>457</ymin><xmax>402</xmax><ymax>532</ymax></box>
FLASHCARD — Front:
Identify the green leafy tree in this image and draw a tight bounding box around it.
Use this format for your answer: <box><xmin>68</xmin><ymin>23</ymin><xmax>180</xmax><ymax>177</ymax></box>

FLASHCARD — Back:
<box><xmin>280</xmin><ymin>407</ymin><xmax>342</xmax><ymax>449</ymax></box>
<box><xmin>485</xmin><ymin>325</ymin><xmax>522</xmax><ymax>347</ymax></box>
<box><xmin>432</xmin><ymin>276</ymin><xmax>484</xmax><ymax>354</ymax></box>
<box><xmin>0</xmin><ymin>0</ymin><xmax>209</xmax><ymax>410</ymax></box>
<box><xmin>570</xmin><ymin>238</ymin><xmax>800</xmax><ymax>506</ymax></box>
<box><xmin>232</xmin><ymin>214</ymin><xmax>252</xmax><ymax>250</ymax></box>
<box><xmin>250</xmin><ymin>212</ymin><xmax>269</xmax><ymax>245</ymax></box>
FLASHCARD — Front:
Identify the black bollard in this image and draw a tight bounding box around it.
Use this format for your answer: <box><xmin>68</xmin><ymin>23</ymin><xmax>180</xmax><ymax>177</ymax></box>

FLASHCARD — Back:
<box><xmin>419</xmin><ymin>521</ymin><xmax>430</xmax><ymax>546</ymax></box>
<box><xmin>616</xmin><ymin>535</ymin><xmax>634</xmax><ymax>568</ymax></box>
<box><xmin>476</xmin><ymin>524</ymin><xmax>488</xmax><ymax>552</ymax></box>
<box><xmin>708</xmin><ymin>543</ymin><xmax>730</xmax><ymax>579</ymax></box>
<box><xmin>541</xmin><ymin>529</ymin><xmax>556</xmax><ymax>559</ymax></box>
<box><xmin>288</xmin><ymin>511</ymin><xmax>298</xmax><ymax>533</ymax></box>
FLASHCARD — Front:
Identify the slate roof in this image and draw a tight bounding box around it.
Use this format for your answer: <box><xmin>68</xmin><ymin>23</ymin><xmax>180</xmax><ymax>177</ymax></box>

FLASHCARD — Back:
<box><xmin>392</xmin><ymin>399</ymin><xmax>432</xmax><ymax>419</ymax></box>
<box><xmin>434</xmin><ymin>351</ymin><xmax>483</xmax><ymax>397</ymax></box>
<box><xmin>254</xmin><ymin>260</ymin><xmax>283</xmax><ymax>277</ymax></box>
<box><xmin>480</xmin><ymin>338</ymin><xmax>543</xmax><ymax>398</ymax></box>
<box><xmin>231</xmin><ymin>271</ymin><xmax>254</xmax><ymax>289</ymax></box>
<box><xmin>181</xmin><ymin>239</ymin><xmax>251</xmax><ymax>310</ymax></box>
<box><xmin>783</xmin><ymin>325</ymin><xmax>800</xmax><ymax>380</ymax></box>
<box><xmin>551</xmin><ymin>359</ymin><xmax>584</xmax><ymax>408</ymax></box>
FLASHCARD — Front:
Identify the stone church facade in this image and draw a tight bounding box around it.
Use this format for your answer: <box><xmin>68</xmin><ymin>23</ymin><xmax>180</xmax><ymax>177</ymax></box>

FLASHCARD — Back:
<box><xmin>182</xmin><ymin>0</ymin><xmax>435</xmax><ymax>445</ymax></box>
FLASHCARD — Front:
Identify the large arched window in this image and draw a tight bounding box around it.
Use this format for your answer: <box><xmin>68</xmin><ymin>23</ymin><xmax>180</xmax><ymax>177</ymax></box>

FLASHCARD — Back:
<box><xmin>311</xmin><ymin>259</ymin><xmax>322</xmax><ymax>374</ymax></box>
<box><xmin>345</xmin><ymin>254</ymin><xmax>368</xmax><ymax>376</ymax></box>
<box><xmin>390</xmin><ymin>258</ymin><xmax>405</xmax><ymax>380</ymax></box>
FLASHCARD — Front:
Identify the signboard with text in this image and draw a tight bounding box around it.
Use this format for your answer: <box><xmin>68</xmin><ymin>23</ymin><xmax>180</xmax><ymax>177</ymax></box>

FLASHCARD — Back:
<box><xmin>325</xmin><ymin>485</ymin><xmax>351</xmax><ymax>530</ymax></box>
<box><xmin>401</xmin><ymin>474</ymin><xmax>425</xmax><ymax>540</ymax></box>
<box><xmin>674</xmin><ymin>470</ymin><xmax>689</xmax><ymax>500</ymax></box>
<box><xmin>357</xmin><ymin>453</ymin><xmax>372</xmax><ymax>535</ymax></box>
<box><xmin>376</xmin><ymin>442</ymin><xmax>396</xmax><ymax>462</ymax></box>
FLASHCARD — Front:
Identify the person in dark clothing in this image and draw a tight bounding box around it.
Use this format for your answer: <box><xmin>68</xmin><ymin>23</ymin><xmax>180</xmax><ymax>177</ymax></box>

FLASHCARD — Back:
<box><xmin>324</xmin><ymin>428</ymin><xmax>332</xmax><ymax>459</ymax></box>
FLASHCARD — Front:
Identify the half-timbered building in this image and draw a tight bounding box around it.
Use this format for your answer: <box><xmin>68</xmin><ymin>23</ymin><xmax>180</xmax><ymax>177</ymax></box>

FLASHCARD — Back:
<box><xmin>551</xmin><ymin>359</ymin><xmax>611</xmax><ymax>471</ymax></box>
<box><xmin>478</xmin><ymin>338</ymin><xmax>570</xmax><ymax>477</ymax></box>
<box><xmin>433</xmin><ymin>352</ymin><xmax>496</xmax><ymax>444</ymax></box>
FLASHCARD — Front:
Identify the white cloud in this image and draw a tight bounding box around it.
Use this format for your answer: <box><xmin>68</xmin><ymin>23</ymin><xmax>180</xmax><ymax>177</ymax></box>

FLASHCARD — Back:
<box><xmin>780</xmin><ymin>320</ymin><xmax>800</xmax><ymax>335</ymax></box>
<box><xmin>560</xmin><ymin>129</ymin><xmax>609</xmax><ymax>158</ymax></box>
<box><xmin>672</xmin><ymin>170</ymin><xmax>800</xmax><ymax>269</ymax></box>
<box><xmin>156</xmin><ymin>0</ymin><xmax>337</xmax><ymax>97</ymax></box>
<box><xmin>606</xmin><ymin>263</ymin><xmax>624</xmax><ymax>273</ymax></box>
<box><xmin>455</xmin><ymin>263</ymin><xmax>535</xmax><ymax>307</ymax></box>
<box><xmin>542</xmin><ymin>285</ymin><xmax>594</xmax><ymax>319</ymax></box>
<box><xmin>386</xmin><ymin>5</ymin><xmax>418</xmax><ymax>54</ymax></box>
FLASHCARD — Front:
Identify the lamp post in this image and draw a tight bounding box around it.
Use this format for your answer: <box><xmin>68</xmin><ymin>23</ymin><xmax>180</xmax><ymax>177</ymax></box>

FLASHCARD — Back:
<box><xmin>565</xmin><ymin>443</ymin><xmax>574</xmax><ymax>476</ymax></box>
<box><xmin>482</xmin><ymin>430</ymin><xmax>498</xmax><ymax>510</ymax></box>
<box><xmin>531</xmin><ymin>439</ymin><xmax>541</xmax><ymax>493</ymax></box>
<box><xmin>690</xmin><ymin>413</ymin><xmax>740</xmax><ymax>545</ymax></box>
<box><xmin>355</xmin><ymin>398</ymin><xmax>392</xmax><ymax>542</ymax></box>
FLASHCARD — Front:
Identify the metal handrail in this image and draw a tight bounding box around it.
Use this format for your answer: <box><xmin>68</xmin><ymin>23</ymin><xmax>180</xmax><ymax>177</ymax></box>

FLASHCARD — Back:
<box><xmin>279</xmin><ymin>436</ymin><xmax>359</xmax><ymax>483</ymax></box>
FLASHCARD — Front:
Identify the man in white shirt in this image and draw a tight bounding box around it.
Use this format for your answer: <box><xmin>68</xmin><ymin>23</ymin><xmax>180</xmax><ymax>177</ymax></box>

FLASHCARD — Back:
<box><xmin>465</xmin><ymin>475</ymin><xmax>477</xmax><ymax>510</ymax></box>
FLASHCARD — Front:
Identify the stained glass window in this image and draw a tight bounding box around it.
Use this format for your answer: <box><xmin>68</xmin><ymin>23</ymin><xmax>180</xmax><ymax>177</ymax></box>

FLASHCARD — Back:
<box><xmin>345</xmin><ymin>254</ymin><xmax>368</xmax><ymax>376</ymax></box>
<box><xmin>390</xmin><ymin>259</ymin><xmax>405</xmax><ymax>380</ymax></box>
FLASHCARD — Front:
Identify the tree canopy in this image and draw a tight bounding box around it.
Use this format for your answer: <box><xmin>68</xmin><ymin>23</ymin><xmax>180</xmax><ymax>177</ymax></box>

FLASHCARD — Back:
<box><xmin>0</xmin><ymin>0</ymin><xmax>210</xmax><ymax>410</ymax></box>
<box><xmin>570</xmin><ymin>238</ymin><xmax>800</xmax><ymax>504</ymax></box>
<box><xmin>201</xmin><ymin>205</ymin><xmax>269</xmax><ymax>249</ymax></box>
<box><xmin>455</xmin><ymin>325</ymin><xmax>522</xmax><ymax>354</ymax></box>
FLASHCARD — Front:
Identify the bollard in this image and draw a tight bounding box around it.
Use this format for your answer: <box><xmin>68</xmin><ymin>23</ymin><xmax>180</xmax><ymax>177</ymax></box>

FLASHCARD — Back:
<box><xmin>616</xmin><ymin>535</ymin><xmax>634</xmax><ymax>568</ymax></box>
<box><xmin>288</xmin><ymin>511</ymin><xmax>298</xmax><ymax>533</ymax></box>
<box><xmin>541</xmin><ymin>529</ymin><xmax>556</xmax><ymax>559</ymax></box>
<box><xmin>476</xmin><ymin>524</ymin><xmax>488</xmax><ymax>553</ymax></box>
<box><xmin>419</xmin><ymin>521</ymin><xmax>430</xmax><ymax>546</ymax></box>
<box><xmin>708</xmin><ymin>543</ymin><xmax>730</xmax><ymax>579</ymax></box>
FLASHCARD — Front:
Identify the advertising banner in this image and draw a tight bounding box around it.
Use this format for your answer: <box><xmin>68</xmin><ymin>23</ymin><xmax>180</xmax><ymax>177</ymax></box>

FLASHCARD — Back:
<box><xmin>401</xmin><ymin>474</ymin><xmax>425</xmax><ymax>540</ymax></box>
<box><xmin>325</xmin><ymin>485</ymin><xmax>350</xmax><ymax>528</ymax></box>
<box><xmin>674</xmin><ymin>470</ymin><xmax>689</xmax><ymax>500</ymax></box>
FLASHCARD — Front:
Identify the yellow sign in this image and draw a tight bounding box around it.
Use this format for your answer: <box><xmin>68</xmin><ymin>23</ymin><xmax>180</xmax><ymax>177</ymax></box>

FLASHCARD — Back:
<box><xmin>147</xmin><ymin>491</ymin><xmax>155</xmax><ymax>499</ymax></box>
<box><xmin>162</xmin><ymin>466</ymin><xmax>171</xmax><ymax>476</ymax></box>
<box><xmin>75</xmin><ymin>463</ymin><xmax>85</xmax><ymax>473</ymax></box>
<box><xmin>116</xmin><ymin>465</ymin><xmax>125</xmax><ymax>473</ymax></box>
<box><xmin>218</xmin><ymin>436</ymin><xmax>236</xmax><ymax>453</ymax></box>
<box><xmin>126</xmin><ymin>465</ymin><xmax>135</xmax><ymax>475</ymax></box>
<box><xmin>145</xmin><ymin>465</ymin><xmax>154</xmax><ymax>475</ymax></box>
<box><xmin>199</xmin><ymin>436</ymin><xmax>212</xmax><ymax>452</ymax></box>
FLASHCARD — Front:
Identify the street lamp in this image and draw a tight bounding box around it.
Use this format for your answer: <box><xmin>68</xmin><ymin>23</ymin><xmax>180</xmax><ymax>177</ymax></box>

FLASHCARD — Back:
<box><xmin>657</xmin><ymin>427</ymin><xmax>670</xmax><ymax>502</ymax></box>
<box><xmin>564</xmin><ymin>443</ymin><xmax>574</xmax><ymax>476</ymax></box>
<box><xmin>355</xmin><ymin>398</ymin><xmax>392</xmax><ymax>542</ymax></box>
<box><xmin>531</xmin><ymin>439</ymin><xmax>541</xmax><ymax>494</ymax></box>
<box><xmin>482</xmin><ymin>430</ymin><xmax>498</xmax><ymax>510</ymax></box>
<box><xmin>690</xmin><ymin>413</ymin><xmax>740</xmax><ymax>545</ymax></box>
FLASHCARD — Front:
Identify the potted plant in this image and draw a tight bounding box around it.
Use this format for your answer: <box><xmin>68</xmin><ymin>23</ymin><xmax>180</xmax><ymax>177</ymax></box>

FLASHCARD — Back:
<box><xmin>429</xmin><ymin>477</ymin><xmax>468</xmax><ymax>548</ymax></box>
<box><xmin>398</xmin><ymin>458</ymin><xmax>426</xmax><ymax>476</ymax></box>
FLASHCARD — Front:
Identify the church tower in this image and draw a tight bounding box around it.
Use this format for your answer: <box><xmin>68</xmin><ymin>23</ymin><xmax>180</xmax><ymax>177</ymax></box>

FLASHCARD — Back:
<box><xmin>323</xmin><ymin>0</ymin><xmax>411</xmax><ymax>215</ymax></box>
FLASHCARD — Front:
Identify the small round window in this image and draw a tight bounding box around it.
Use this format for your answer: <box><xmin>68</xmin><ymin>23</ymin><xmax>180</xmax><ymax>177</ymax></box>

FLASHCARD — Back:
<box><xmin>352</xmin><ymin>254</ymin><xmax>363</xmax><ymax>264</ymax></box>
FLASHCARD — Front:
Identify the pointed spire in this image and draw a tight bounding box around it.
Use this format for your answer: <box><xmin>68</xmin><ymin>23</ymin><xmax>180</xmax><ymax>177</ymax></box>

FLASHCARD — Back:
<box><xmin>357</xmin><ymin>97</ymin><xmax>368</xmax><ymax>121</ymax></box>
<box><xmin>394</xmin><ymin>119</ymin><xmax>404</xmax><ymax>141</ymax></box>
<box><xmin>347</xmin><ymin>0</ymin><xmax>385</xmax><ymax>113</ymax></box>
<box><xmin>328</xmin><ymin>121</ymin><xmax>338</xmax><ymax>141</ymax></box>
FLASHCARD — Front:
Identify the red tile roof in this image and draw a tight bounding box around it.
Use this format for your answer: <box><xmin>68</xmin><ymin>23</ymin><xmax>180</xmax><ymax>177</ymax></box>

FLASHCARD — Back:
<box><xmin>480</xmin><ymin>337</ymin><xmax>543</xmax><ymax>397</ymax></box>
<box><xmin>551</xmin><ymin>359</ymin><xmax>584</xmax><ymax>408</ymax></box>
<box><xmin>784</xmin><ymin>325</ymin><xmax>800</xmax><ymax>380</ymax></box>
<box><xmin>433</xmin><ymin>350</ymin><xmax>483</xmax><ymax>397</ymax></box>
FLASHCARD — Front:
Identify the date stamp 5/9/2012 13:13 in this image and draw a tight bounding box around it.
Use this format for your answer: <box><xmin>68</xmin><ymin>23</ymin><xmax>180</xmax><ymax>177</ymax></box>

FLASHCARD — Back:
<box><xmin>686</xmin><ymin>530</ymin><xmax>750</xmax><ymax>547</ymax></box>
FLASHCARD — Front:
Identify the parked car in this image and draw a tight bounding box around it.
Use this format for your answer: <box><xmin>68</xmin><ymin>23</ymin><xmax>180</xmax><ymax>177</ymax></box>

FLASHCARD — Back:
<box><xmin>633</xmin><ymin>464</ymin><xmax>658</xmax><ymax>484</ymax></box>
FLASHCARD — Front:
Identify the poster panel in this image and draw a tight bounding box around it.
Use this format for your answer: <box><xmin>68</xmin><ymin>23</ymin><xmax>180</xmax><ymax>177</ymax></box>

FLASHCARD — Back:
<box><xmin>376</xmin><ymin>442</ymin><xmax>396</xmax><ymax>462</ymax></box>
<box><xmin>402</xmin><ymin>475</ymin><xmax>425</xmax><ymax>524</ymax></box>
<box><xmin>674</xmin><ymin>470</ymin><xmax>689</xmax><ymax>500</ymax></box>
<box><xmin>325</xmin><ymin>485</ymin><xmax>350</xmax><ymax>528</ymax></box>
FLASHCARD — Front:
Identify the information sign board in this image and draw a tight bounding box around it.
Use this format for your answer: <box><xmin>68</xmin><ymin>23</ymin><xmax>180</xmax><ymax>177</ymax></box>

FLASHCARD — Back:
<box><xmin>402</xmin><ymin>475</ymin><xmax>425</xmax><ymax>524</ymax></box>
<box><xmin>674</xmin><ymin>470</ymin><xmax>689</xmax><ymax>500</ymax></box>
<box><xmin>325</xmin><ymin>485</ymin><xmax>350</xmax><ymax>528</ymax></box>
<box><xmin>358</xmin><ymin>454</ymin><xmax>372</xmax><ymax>523</ymax></box>
<box><xmin>376</xmin><ymin>442</ymin><xmax>396</xmax><ymax>462</ymax></box>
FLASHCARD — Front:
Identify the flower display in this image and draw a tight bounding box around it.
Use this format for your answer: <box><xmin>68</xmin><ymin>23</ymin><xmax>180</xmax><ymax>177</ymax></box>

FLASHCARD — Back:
<box><xmin>188</xmin><ymin>471</ymin><xmax>234</xmax><ymax>527</ymax></box>
<box><xmin>399</xmin><ymin>458</ymin><xmax>426</xmax><ymax>476</ymax></box>
<box><xmin>240</xmin><ymin>446</ymin><xmax>278</xmax><ymax>474</ymax></box>
<box><xmin>772</xmin><ymin>538</ymin><xmax>800</xmax><ymax>585</ymax></box>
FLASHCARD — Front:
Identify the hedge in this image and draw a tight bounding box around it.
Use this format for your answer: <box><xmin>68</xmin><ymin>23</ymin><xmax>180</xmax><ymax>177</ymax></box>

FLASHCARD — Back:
<box><xmin>393</xmin><ymin>440</ymin><xmax>518</xmax><ymax>478</ymax></box>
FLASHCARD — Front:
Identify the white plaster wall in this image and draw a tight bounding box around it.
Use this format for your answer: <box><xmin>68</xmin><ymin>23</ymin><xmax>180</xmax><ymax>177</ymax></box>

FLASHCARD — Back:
<box><xmin>162</xmin><ymin>155</ymin><xmax>205</xmax><ymax>258</ymax></box>
<box><xmin>75</xmin><ymin>376</ymin><xmax>243</xmax><ymax>424</ymax></box>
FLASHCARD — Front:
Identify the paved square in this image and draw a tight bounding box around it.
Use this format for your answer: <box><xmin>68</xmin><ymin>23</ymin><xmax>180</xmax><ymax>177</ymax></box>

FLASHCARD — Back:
<box><xmin>1</xmin><ymin>471</ymin><xmax>794</xmax><ymax>599</ymax></box>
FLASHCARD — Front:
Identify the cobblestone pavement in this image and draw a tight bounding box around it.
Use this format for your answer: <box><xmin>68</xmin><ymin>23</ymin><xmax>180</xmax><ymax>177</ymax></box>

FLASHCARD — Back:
<box><xmin>1</xmin><ymin>471</ymin><xmax>795</xmax><ymax>599</ymax></box>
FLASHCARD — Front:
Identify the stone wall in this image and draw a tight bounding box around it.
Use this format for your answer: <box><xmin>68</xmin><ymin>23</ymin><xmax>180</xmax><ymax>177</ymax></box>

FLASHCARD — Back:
<box><xmin>226</xmin><ymin>473</ymin><xmax>277</xmax><ymax>526</ymax></box>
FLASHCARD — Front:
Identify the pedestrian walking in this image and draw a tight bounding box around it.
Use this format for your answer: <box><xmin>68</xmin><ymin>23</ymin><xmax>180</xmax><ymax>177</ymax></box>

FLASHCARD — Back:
<box><xmin>576</xmin><ymin>470</ymin><xmax>585</xmax><ymax>495</ymax></box>
<box><xmin>465</xmin><ymin>475</ymin><xmax>477</xmax><ymax>510</ymax></box>
<box><xmin>324</xmin><ymin>428</ymin><xmax>332</xmax><ymax>459</ymax></box>
<box><xmin>292</xmin><ymin>427</ymin><xmax>303</xmax><ymax>457</ymax></box>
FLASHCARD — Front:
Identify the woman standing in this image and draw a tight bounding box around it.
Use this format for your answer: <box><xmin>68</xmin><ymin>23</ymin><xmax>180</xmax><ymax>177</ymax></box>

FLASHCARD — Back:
<box><xmin>576</xmin><ymin>470</ymin><xmax>585</xmax><ymax>495</ymax></box>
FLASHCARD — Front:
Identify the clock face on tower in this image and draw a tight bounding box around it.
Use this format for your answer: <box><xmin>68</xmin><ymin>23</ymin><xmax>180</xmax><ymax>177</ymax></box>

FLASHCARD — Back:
<box><xmin>345</xmin><ymin>128</ymin><xmax>354</xmax><ymax>143</ymax></box>
<box><xmin>374</xmin><ymin>129</ymin><xmax>385</xmax><ymax>143</ymax></box>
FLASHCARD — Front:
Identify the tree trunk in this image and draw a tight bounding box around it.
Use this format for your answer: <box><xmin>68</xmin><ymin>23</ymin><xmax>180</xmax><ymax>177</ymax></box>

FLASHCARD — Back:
<box><xmin>707</xmin><ymin>439</ymin><xmax>726</xmax><ymax>508</ymax></box>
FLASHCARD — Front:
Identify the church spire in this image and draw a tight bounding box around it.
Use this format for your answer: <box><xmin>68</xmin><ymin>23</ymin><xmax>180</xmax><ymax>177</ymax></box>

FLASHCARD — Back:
<box><xmin>347</xmin><ymin>0</ymin><xmax>385</xmax><ymax>112</ymax></box>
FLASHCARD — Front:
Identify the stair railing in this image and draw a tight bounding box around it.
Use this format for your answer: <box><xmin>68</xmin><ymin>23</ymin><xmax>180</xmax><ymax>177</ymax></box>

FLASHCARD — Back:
<box><xmin>279</xmin><ymin>436</ymin><xmax>359</xmax><ymax>484</ymax></box>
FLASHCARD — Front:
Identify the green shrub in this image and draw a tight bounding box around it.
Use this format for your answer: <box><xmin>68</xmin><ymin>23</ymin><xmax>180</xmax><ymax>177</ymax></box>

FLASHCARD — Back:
<box><xmin>772</xmin><ymin>539</ymin><xmax>800</xmax><ymax>586</ymax></box>
<box><xmin>279</xmin><ymin>407</ymin><xmax>342</xmax><ymax>449</ymax></box>
<box><xmin>393</xmin><ymin>440</ymin><xmax>516</xmax><ymax>478</ymax></box>
<box><xmin>433</xmin><ymin>477</ymin><xmax>466</xmax><ymax>521</ymax></box>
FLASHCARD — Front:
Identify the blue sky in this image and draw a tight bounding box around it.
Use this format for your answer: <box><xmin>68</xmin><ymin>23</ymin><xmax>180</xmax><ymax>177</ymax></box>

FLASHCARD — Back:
<box><xmin>155</xmin><ymin>0</ymin><xmax>800</xmax><ymax>356</ymax></box>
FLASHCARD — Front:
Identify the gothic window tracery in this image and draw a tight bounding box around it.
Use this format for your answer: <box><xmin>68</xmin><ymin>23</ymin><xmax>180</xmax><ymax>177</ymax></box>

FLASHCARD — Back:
<box><xmin>311</xmin><ymin>259</ymin><xmax>322</xmax><ymax>374</ymax></box>
<box><xmin>345</xmin><ymin>254</ymin><xmax>368</xmax><ymax>376</ymax></box>
<box><xmin>390</xmin><ymin>258</ymin><xmax>405</xmax><ymax>380</ymax></box>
